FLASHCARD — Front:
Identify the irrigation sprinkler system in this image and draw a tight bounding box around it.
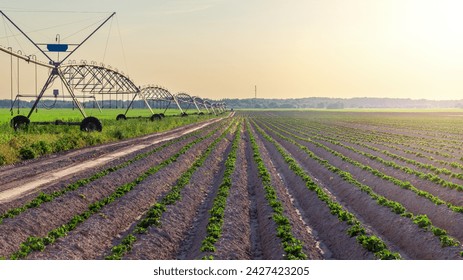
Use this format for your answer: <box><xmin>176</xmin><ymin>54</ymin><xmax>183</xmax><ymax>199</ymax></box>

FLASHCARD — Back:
<box><xmin>0</xmin><ymin>10</ymin><xmax>227</xmax><ymax>132</ymax></box>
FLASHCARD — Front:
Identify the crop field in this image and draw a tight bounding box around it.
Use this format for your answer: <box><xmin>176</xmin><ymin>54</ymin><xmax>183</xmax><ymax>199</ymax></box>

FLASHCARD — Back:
<box><xmin>2</xmin><ymin>109</ymin><xmax>463</xmax><ymax>260</ymax></box>
<box><xmin>242</xmin><ymin>110</ymin><xmax>463</xmax><ymax>259</ymax></box>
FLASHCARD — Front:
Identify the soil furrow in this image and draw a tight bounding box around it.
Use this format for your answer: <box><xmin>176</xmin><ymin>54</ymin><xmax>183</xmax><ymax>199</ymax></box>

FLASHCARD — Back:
<box><xmin>249</xmin><ymin>123</ymin><xmax>324</xmax><ymax>259</ymax></box>
<box><xmin>123</xmin><ymin>131</ymin><xmax>233</xmax><ymax>260</ymax></box>
<box><xmin>251</xmin><ymin>122</ymin><xmax>374</xmax><ymax>260</ymax></box>
<box><xmin>26</xmin><ymin>125</ymin><xmax>228</xmax><ymax>259</ymax></box>
<box><xmin>0</xmin><ymin>122</ymin><xmax>223</xmax><ymax>258</ymax></box>
<box><xmin>212</xmin><ymin>123</ymin><xmax>252</xmax><ymax>259</ymax></box>
<box><xmin>260</xmin><ymin>122</ymin><xmax>461</xmax><ymax>259</ymax></box>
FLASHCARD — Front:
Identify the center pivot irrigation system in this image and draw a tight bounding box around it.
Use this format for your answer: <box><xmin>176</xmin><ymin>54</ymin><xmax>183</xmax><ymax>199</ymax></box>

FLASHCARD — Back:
<box><xmin>0</xmin><ymin>10</ymin><xmax>227</xmax><ymax>132</ymax></box>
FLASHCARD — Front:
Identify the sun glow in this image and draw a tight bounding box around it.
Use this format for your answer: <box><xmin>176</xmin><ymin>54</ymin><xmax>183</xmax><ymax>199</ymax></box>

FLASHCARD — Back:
<box><xmin>3</xmin><ymin>0</ymin><xmax>463</xmax><ymax>100</ymax></box>
<box><xmin>402</xmin><ymin>0</ymin><xmax>463</xmax><ymax>47</ymax></box>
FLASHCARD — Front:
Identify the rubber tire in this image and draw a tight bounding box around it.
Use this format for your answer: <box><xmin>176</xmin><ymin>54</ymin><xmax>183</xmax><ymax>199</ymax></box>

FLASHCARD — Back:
<box><xmin>150</xmin><ymin>114</ymin><xmax>162</xmax><ymax>121</ymax></box>
<box><xmin>116</xmin><ymin>114</ymin><xmax>127</xmax><ymax>121</ymax></box>
<box><xmin>10</xmin><ymin>115</ymin><xmax>30</xmax><ymax>131</ymax></box>
<box><xmin>199</xmin><ymin>112</ymin><xmax>204</xmax><ymax>115</ymax></box>
<box><xmin>80</xmin><ymin>117</ymin><xmax>102</xmax><ymax>132</ymax></box>
<box><xmin>181</xmin><ymin>112</ymin><xmax>188</xmax><ymax>117</ymax></box>
<box><xmin>159</xmin><ymin>113</ymin><xmax>165</xmax><ymax>118</ymax></box>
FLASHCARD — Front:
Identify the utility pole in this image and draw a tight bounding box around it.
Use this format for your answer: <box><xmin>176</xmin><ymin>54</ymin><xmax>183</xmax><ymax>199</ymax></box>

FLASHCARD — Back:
<box><xmin>254</xmin><ymin>85</ymin><xmax>257</xmax><ymax>108</ymax></box>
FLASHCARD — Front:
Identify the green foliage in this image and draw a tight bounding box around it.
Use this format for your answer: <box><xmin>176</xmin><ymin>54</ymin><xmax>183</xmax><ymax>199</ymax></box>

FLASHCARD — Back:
<box><xmin>439</xmin><ymin>235</ymin><xmax>460</xmax><ymax>247</ymax></box>
<box><xmin>30</xmin><ymin>141</ymin><xmax>52</xmax><ymax>155</ymax></box>
<box><xmin>347</xmin><ymin>223</ymin><xmax>366</xmax><ymax>237</ymax></box>
<box><xmin>374</xmin><ymin>250</ymin><xmax>402</xmax><ymax>260</ymax></box>
<box><xmin>200</xmin><ymin>124</ymin><xmax>241</xmax><ymax>255</ymax></box>
<box><xmin>0</xmin><ymin>154</ymin><xmax>5</xmax><ymax>166</ymax></box>
<box><xmin>413</xmin><ymin>215</ymin><xmax>431</xmax><ymax>229</ymax></box>
<box><xmin>246</xmin><ymin>121</ymin><xmax>307</xmax><ymax>260</ymax></box>
<box><xmin>357</xmin><ymin>235</ymin><xmax>386</xmax><ymax>252</ymax></box>
<box><xmin>113</xmin><ymin>130</ymin><xmax>126</xmax><ymax>140</ymax></box>
<box><xmin>104</xmin><ymin>234</ymin><xmax>137</xmax><ymax>260</ymax></box>
<box><xmin>19</xmin><ymin>146</ymin><xmax>36</xmax><ymax>160</ymax></box>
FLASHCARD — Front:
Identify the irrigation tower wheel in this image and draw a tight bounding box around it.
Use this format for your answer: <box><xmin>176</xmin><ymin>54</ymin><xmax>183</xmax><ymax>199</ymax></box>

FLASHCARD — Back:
<box><xmin>116</xmin><ymin>114</ymin><xmax>127</xmax><ymax>121</ymax></box>
<box><xmin>159</xmin><ymin>113</ymin><xmax>165</xmax><ymax>118</ymax></box>
<box><xmin>150</xmin><ymin>114</ymin><xmax>162</xmax><ymax>121</ymax></box>
<box><xmin>181</xmin><ymin>112</ymin><xmax>188</xmax><ymax>117</ymax></box>
<box><xmin>10</xmin><ymin>115</ymin><xmax>30</xmax><ymax>131</ymax></box>
<box><xmin>80</xmin><ymin>117</ymin><xmax>103</xmax><ymax>132</ymax></box>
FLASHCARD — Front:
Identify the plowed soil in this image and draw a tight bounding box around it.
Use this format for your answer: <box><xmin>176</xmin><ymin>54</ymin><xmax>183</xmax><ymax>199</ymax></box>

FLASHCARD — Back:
<box><xmin>3</xmin><ymin>110</ymin><xmax>462</xmax><ymax>259</ymax></box>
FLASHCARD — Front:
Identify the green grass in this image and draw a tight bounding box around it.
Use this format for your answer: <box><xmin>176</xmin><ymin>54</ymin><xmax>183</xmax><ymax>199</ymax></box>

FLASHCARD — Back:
<box><xmin>0</xmin><ymin>108</ymin><xmax>221</xmax><ymax>166</ymax></box>
<box><xmin>1</xmin><ymin>108</ymin><xmax>200</xmax><ymax>123</ymax></box>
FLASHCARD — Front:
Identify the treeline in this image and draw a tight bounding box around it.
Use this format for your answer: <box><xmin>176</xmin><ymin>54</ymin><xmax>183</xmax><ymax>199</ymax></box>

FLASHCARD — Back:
<box><xmin>223</xmin><ymin>97</ymin><xmax>463</xmax><ymax>109</ymax></box>
<box><xmin>3</xmin><ymin>97</ymin><xmax>463</xmax><ymax>109</ymax></box>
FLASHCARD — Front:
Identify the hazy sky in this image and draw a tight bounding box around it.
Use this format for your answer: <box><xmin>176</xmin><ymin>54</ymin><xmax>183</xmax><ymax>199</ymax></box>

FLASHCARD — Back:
<box><xmin>1</xmin><ymin>0</ymin><xmax>463</xmax><ymax>100</ymax></box>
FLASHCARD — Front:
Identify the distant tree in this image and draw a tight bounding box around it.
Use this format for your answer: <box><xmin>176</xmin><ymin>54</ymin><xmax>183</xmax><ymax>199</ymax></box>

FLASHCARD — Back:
<box><xmin>280</xmin><ymin>103</ymin><xmax>295</xmax><ymax>108</ymax></box>
<box><xmin>326</xmin><ymin>102</ymin><xmax>344</xmax><ymax>109</ymax></box>
<box><xmin>268</xmin><ymin>102</ymin><xmax>278</xmax><ymax>108</ymax></box>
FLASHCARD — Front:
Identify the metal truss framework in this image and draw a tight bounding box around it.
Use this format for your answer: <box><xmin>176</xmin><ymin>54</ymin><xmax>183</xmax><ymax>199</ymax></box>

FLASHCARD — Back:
<box><xmin>192</xmin><ymin>96</ymin><xmax>210</xmax><ymax>114</ymax></box>
<box><xmin>175</xmin><ymin>92</ymin><xmax>201</xmax><ymax>114</ymax></box>
<box><xmin>1</xmin><ymin>10</ymin><xmax>116</xmax><ymax>131</ymax></box>
<box><xmin>131</xmin><ymin>86</ymin><xmax>180</xmax><ymax>116</ymax></box>
<box><xmin>61</xmin><ymin>63</ymin><xmax>139</xmax><ymax>95</ymax></box>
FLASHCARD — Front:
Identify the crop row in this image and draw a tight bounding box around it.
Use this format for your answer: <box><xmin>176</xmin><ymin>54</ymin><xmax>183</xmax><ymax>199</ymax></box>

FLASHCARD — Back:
<box><xmin>104</xmin><ymin>119</ymin><xmax>238</xmax><ymax>259</ymax></box>
<box><xmin>279</xmin><ymin>115</ymin><xmax>460</xmax><ymax>159</ymax></box>
<box><xmin>246</xmin><ymin>121</ymin><xmax>307</xmax><ymax>260</ymax></box>
<box><xmin>255</xmin><ymin>119</ymin><xmax>461</xmax><ymax>249</ymax></box>
<box><xmin>199</xmin><ymin>120</ymin><xmax>242</xmax><ymax>259</ymax></box>
<box><xmin>273</xmin><ymin>120</ymin><xmax>463</xmax><ymax>191</ymax></box>
<box><xmin>262</xmin><ymin>120</ymin><xmax>463</xmax><ymax>215</ymax></box>
<box><xmin>300</xmin><ymin>121</ymin><xmax>463</xmax><ymax>171</ymax></box>
<box><xmin>324</xmin><ymin>120</ymin><xmax>460</xmax><ymax>158</ymax></box>
<box><xmin>317</xmin><ymin>130</ymin><xmax>463</xmax><ymax>179</ymax></box>
<box><xmin>285</xmin><ymin>118</ymin><xmax>463</xmax><ymax>170</ymax></box>
<box><xmin>273</xmin><ymin>117</ymin><xmax>459</xmax><ymax>160</ymax></box>
<box><xmin>281</xmin><ymin>118</ymin><xmax>455</xmax><ymax>161</ymax></box>
<box><xmin>250</xmin><ymin>120</ymin><xmax>402</xmax><ymax>260</ymax></box>
<box><xmin>6</xmin><ymin>123</ymin><xmax>224</xmax><ymax>260</ymax></box>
